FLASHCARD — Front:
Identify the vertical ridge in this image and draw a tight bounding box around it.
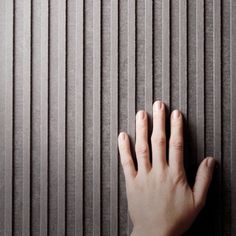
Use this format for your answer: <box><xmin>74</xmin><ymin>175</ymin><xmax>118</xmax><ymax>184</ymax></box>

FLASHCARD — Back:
<box><xmin>230</xmin><ymin>0</ymin><xmax>236</xmax><ymax>234</ymax></box>
<box><xmin>127</xmin><ymin>0</ymin><xmax>136</xmax><ymax>234</ymax></box>
<box><xmin>145</xmin><ymin>0</ymin><xmax>153</xmax><ymax>114</ymax></box>
<box><xmin>49</xmin><ymin>0</ymin><xmax>66</xmax><ymax>234</ymax></box>
<box><xmin>179</xmin><ymin>0</ymin><xmax>187</xmax><ymax>118</ymax></box>
<box><xmin>0</xmin><ymin>0</ymin><xmax>13</xmax><ymax>235</ymax></box>
<box><xmin>179</xmin><ymin>0</ymin><xmax>188</xmax><ymax>178</ymax></box>
<box><xmin>0</xmin><ymin>0</ymin><xmax>5</xmax><ymax>232</ymax></box>
<box><xmin>66</xmin><ymin>0</ymin><xmax>84</xmax><ymax>234</ymax></box>
<box><xmin>162</xmin><ymin>0</ymin><xmax>170</xmax><ymax>108</ymax></box>
<box><xmin>5</xmin><ymin>1</ymin><xmax>14</xmax><ymax>233</ymax></box>
<box><xmin>22</xmin><ymin>0</ymin><xmax>31</xmax><ymax>234</ymax></box>
<box><xmin>39</xmin><ymin>0</ymin><xmax>49</xmax><ymax>235</ymax></box>
<box><xmin>213</xmin><ymin>0</ymin><xmax>222</xmax><ymax>234</ymax></box>
<box><xmin>32</xmin><ymin>0</ymin><xmax>48</xmax><ymax>234</ymax></box>
<box><xmin>196</xmin><ymin>0</ymin><xmax>205</xmax><ymax>162</ymax></box>
<box><xmin>57</xmin><ymin>0</ymin><xmax>66</xmax><ymax>234</ymax></box>
<box><xmin>76</xmin><ymin>0</ymin><xmax>84</xmax><ymax>235</ymax></box>
<box><xmin>110</xmin><ymin>0</ymin><xmax>118</xmax><ymax>235</ymax></box>
<box><xmin>93</xmin><ymin>0</ymin><xmax>101</xmax><ymax>235</ymax></box>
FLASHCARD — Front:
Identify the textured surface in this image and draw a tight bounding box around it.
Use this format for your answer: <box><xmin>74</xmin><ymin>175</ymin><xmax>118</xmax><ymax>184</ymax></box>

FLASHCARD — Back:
<box><xmin>0</xmin><ymin>0</ymin><xmax>235</xmax><ymax>235</ymax></box>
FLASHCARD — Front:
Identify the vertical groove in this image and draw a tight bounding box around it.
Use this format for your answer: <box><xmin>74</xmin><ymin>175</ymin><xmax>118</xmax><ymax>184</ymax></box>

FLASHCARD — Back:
<box><xmin>0</xmin><ymin>0</ymin><xmax>14</xmax><ymax>235</ymax></box>
<box><xmin>110</xmin><ymin>0</ymin><xmax>118</xmax><ymax>235</ymax></box>
<box><xmin>213</xmin><ymin>0</ymin><xmax>222</xmax><ymax>234</ymax></box>
<box><xmin>179</xmin><ymin>0</ymin><xmax>187</xmax><ymax>118</ymax></box>
<box><xmin>76</xmin><ymin>0</ymin><xmax>84</xmax><ymax>235</ymax></box>
<box><xmin>93</xmin><ymin>0</ymin><xmax>101</xmax><ymax>235</ymax></box>
<box><xmin>39</xmin><ymin>0</ymin><xmax>49</xmax><ymax>235</ymax></box>
<box><xmin>127</xmin><ymin>0</ymin><xmax>136</xmax><ymax>234</ymax></box>
<box><xmin>230</xmin><ymin>0</ymin><xmax>236</xmax><ymax>234</ymax></box>
<box><xmin>145</xmin><ymin>0</ymin><xmax>153</xmax><ymax>114</ymax></box>
<box><xmin>196</xmin><ymin>0</ymin><xmax>205</xmax><ymax>162</ymax></box>
<box><xmin>162</xmin><ymin>0</ymin><xmax>170</xmax><ymax>108</ymax></box>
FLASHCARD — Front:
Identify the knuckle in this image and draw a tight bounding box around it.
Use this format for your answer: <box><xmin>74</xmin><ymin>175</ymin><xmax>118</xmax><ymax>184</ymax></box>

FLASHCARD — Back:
<box><xmin>142</xmin><ymin>159</ymin><xmax>151</xmax><ymax>170</ymax></box>
<box><xmin>135</xmin><ymin>143</ymin><xmax>149</xmax><ymax>156</ymax></box>
<box><xmin>122</xmin><ymin>158</ymin><xmax>133</xmax><ymax>168</ymax></box>
<box><xmin>155</xmin><ymin>169</ymin><xmax>167</xmax><ymax>183</ymax></box>
<box><xmin>151</xmin><ymin>134</ymin><xmax>166</xmax><ymax>147</ymax></box>
<box><xmin>172</xmin><ymin>172</ymin><xmax>186</xmax><ymax>186</ymax></box>
<box><xmin>170</xmin><ymin>138</ymin><xmax>183</xmax><ymax>151</ymax></box>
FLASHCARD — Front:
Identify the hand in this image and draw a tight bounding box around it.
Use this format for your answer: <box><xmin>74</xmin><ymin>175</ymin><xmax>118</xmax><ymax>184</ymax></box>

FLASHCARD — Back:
<box><xmin>118</xmin><ymin>101</ymin><xmax>215</xmax><ymax>236</ymax></box>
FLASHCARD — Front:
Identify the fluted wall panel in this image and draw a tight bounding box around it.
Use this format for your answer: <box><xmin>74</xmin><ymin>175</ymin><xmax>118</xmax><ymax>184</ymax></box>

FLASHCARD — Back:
<box><xmin>0</xmin><ymin>0</ymin><xmax>235</xmax><ymax>235</ymax></box>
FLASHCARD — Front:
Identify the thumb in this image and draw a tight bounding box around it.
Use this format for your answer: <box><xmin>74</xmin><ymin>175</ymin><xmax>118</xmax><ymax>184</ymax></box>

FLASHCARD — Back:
<box><xmin>193</xmin><ymin>157</ymin><xmax>216</xmax><ymax>210</ymax></box>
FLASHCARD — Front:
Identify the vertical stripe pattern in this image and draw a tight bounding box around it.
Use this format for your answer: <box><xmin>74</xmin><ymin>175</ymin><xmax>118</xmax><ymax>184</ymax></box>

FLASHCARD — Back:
<box><xmin>14</xmin><ymin>0</ymin><xmax>31</xmax><ymax>235</ymax></box>
<box><xmin>66</xmin><ymin>0</ymin><xmax>84</xmax><ymax>235</ymax></box>
<box><xmin>0</xmin><ymin>1</ymin><xmax>234</xmax><ymax>235</ymax></box>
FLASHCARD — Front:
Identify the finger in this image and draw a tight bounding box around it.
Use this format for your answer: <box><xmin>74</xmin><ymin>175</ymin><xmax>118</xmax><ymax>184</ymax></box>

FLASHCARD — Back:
<box><xmin>151</xmin><ymin>101</ymin><xmax>167</xmax><ymax>170</ymax></box>
<box><xmin>118</xmin><ymin>132</ymin><xmax>137</xmax><ymax>180</ymax></box>
<box><xmin>169</xmin><ymin>110</ymin><xmax>185</xmax><ymax>175</ymax></box>
<box><xmin>193</xmin><ymin>157</ymin><xmax>216</xmax><ymax>210</ymax></box>
<box><xmin>135</xmin><ymin>111</ymin><xmax>151</xmax><ymax>174</ymax></box>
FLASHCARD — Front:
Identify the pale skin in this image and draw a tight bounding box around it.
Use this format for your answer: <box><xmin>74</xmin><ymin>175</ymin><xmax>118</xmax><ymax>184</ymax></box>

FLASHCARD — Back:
<box><xmin>118</xmin><ymin>101</ymin><xmax>216</xmax><ymax>236</ymax></box>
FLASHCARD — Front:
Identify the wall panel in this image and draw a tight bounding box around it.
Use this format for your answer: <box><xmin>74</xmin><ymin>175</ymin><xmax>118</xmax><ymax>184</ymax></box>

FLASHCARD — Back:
<box><xmin>0</xmin><ymin>0</ymin><xmax>235</xmax><ymax>235</ymax></box>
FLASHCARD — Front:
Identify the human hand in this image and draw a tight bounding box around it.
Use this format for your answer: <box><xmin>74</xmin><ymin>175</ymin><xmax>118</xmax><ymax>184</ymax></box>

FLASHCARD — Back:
<box><xmin>118</xmin><ymin>101</ymin><xmax>215</xmax><ymax>236</ymax></box>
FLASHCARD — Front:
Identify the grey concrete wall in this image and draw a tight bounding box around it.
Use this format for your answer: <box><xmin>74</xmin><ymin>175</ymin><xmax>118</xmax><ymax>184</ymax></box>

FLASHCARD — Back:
<box><xmin>0</xmin><ymin>0</ymin><xmax>235</xmax><ymax>235</ymax></box>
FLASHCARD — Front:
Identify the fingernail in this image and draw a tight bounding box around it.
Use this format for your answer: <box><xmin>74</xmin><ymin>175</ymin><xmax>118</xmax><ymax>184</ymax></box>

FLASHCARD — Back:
<box><xmin>154</xmin><ymin>101</ymin><xmax>162</xmax><ymax>111</ymax></box>
<box><xmin>139</xmin><ymin>111</ymin><xmax>145</xmax><ymax>120</ymax></box>
<box><xmin>120</xmin><ymin>132</ymin><xmax>125</xmax><ymax>140</ymax></box>
<box><xmin>207</xmin><ymin>157</ymin><xmax>216</xmax><ymax>170</ymax></box>
<box><xmin>173</xmin><ymin>110</ymin><xmax>180</xmax><ymax>119</ymax></box>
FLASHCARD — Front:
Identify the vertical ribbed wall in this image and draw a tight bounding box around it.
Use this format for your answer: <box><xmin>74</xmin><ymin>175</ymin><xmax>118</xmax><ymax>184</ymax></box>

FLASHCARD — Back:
<box><xmin>0</xmin><ymin>0</ymin><xmax>235</xmax><ymax>235</ymax></box>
